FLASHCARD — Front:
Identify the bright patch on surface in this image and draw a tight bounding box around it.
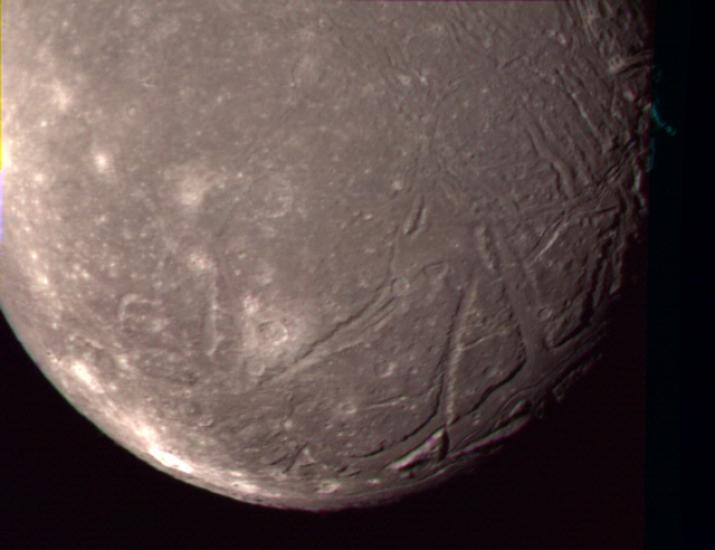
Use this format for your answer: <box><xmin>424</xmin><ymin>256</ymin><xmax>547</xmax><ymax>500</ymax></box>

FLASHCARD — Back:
<box><xmin>134</xmin><ymin>420</ymin><xmax>160</xmax><ymax>444</ymax></box>
<box><xmin>132</xmin><ymin>419</ymin><xmax>196</xmax><ymax>475</ymax></box>
<box><xmin>93</xmin><ymin>152</ymin><xmax>110</xmax><ymax>173</ymax></box>
<box><xmin>318</xmin><ymin>480</ymin><xmax>342</xmax><ymax>494</ymax></box>
<box><xmin>230</xmin><ymin>479</ymin><xmax>260</xmax><ymax>495</ymax></box>
<box><xmin>186</xmin><ymin>249</ymin><xmax>214</xmax><ymax>273</ymax></box>
<box><xmin>242</xmin><ymin>294</ymin><xmax>261</xmax><ymax>315</ymax></box>
<box><xmin>178</xmin><ymin>186</ymin><xmax>204</xmax><ymax>209</ymax></box>
<box><xmin>33</xmin><ymin>271</ymin><xmax>50</xmax><ymax>289</ymax></box>
<box><xmin>51</xmin><ymin>81</ymin><xmax>73</xmax><ymax>112</ymax></box>
<box><xmin>149</xmin><ymin>447</ymin><xmax>196</xmax><ymax>475</ymax></box>
<box><xmin>70</xmin><ymin>359</ymin><xmax>103</xmax><ymax>393</ymax></box>
<box><xmin>115</xmin><ymin>354</ymin><xmax>131</xmax><ymax>370</ymax></box>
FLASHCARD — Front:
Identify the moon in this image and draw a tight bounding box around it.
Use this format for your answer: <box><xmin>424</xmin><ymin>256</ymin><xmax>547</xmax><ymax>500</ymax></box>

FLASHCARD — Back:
<box><xmin>0</xmin><ymin>0</ymin><xmax>652</xmax><ymax>510</ymax></box>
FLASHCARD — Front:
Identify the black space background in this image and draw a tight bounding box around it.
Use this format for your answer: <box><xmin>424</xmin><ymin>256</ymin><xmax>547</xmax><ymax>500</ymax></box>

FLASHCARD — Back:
<box><xmin>1</xmin><ymin>1</ymin><xmax>693</xmax><ymax>548</ymax></box>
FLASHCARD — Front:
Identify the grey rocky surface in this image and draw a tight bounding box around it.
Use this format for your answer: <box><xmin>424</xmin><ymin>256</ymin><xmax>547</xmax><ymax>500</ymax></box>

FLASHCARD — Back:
<box><xmin>0</xmin><ymin>0</ymin><xmax>652</xmax><ymax>510</ymax></box>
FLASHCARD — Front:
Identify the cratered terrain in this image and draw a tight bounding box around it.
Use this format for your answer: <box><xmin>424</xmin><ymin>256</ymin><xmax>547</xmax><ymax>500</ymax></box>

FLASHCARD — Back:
<box><xmin>0</xmin><ymin>0</ymin><xmax>652</xmax><ymax>510</ymax></box>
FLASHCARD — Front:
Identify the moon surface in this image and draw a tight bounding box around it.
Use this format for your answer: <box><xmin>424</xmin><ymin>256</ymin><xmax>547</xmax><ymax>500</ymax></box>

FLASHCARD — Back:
<box><xmin>0</xmin><ymin>0</ymin><xmax>652</xmax><ymax>510</ymax></box>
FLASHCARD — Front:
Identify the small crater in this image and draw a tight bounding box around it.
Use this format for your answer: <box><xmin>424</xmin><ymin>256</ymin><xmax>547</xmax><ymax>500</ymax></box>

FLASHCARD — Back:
<box><xmin>397</xmin><ymin>74</ymin><xmax>412</xmax><ymax>87</ymax></box>
<box><xmin>165</xmin><ymin>162</ymin><xmax>225</xmax><ymax>214</ymax></box>
<box><xmin>336</xmin><ymin>400</ymin><xmax>358</xmax><ymax>417</ymax></box>
<box><xmin>246</xmin><ymin>361</ymin><xmax>267</xmax><ymax>378</ymax></box>
<box><xmin>258</xmin><ymin>320</ymin><xmax>289</xmax><ymax>345</ymax></box>
<box><xmin>180</xmin><ymin>401</ymin><xmax>215</xmax><ymax>428</ymax></box>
